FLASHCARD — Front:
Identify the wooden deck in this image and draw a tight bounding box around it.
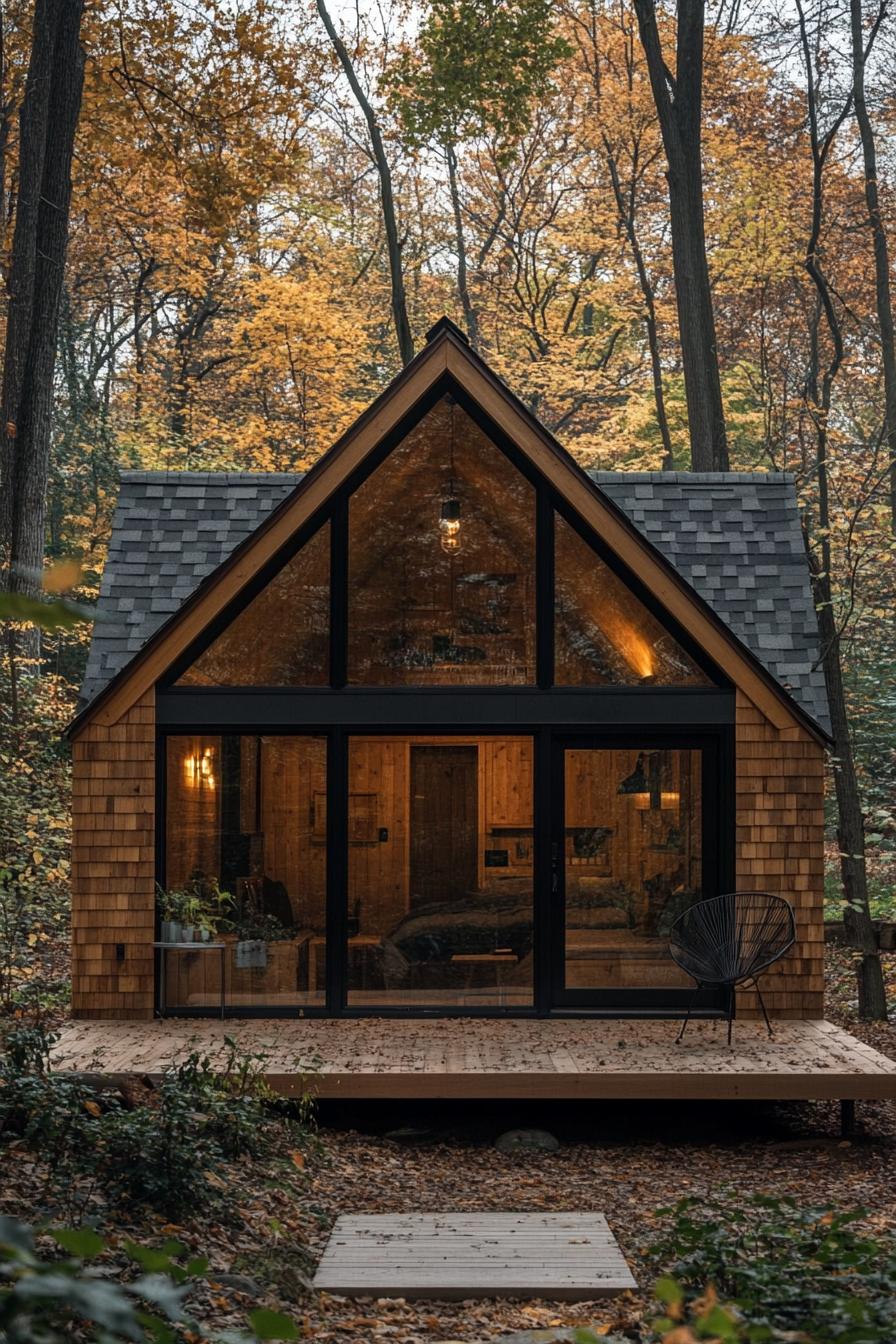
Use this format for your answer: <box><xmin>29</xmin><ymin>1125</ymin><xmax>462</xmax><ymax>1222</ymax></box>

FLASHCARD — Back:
<box><xmin>51</xmin><ymin>1017</ymin><xmax>896</xmax><ymax>1103</ymax></box>
<box><xmin>313</xmin><ymin>1213</ymin><xmax>637</xmax><ymax>1300</ymax></box>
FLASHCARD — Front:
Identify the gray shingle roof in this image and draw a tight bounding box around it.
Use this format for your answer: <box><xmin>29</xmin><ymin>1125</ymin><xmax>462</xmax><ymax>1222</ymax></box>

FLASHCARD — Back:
<box><xmin>80</xmin><ymin>468</ymin><xmax>829</xmax><ymax>734</ymax></box>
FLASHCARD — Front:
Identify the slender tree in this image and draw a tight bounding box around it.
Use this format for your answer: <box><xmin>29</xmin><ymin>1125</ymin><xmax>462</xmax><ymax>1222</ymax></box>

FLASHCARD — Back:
<box><xmin>632</xmin><ymin>0</ymin><xmax>729</xmax><ymax>471</ymax></box>
<box><xmin>316</xmin><ymin>0</ymin><xmax>414</xmax><ymax>367</ymax></box>
<box><xmin>794</xmin><ymin>0</ymin><xmax>887</xmax><ymax>1019</ymax></box>
<box><xmin>0</xmin><ymin>0</ymin><xmax>85</xmax><ymax>658</ymax></box>
<box><xmin>385</xmin><ymin>0</ymin><xmax>569</xmax><ymax>350</ymax></box>
<box><xmin>848</xmin><ymin>0</ymin><xmax>896</xmax><ymax>532</ymax></box>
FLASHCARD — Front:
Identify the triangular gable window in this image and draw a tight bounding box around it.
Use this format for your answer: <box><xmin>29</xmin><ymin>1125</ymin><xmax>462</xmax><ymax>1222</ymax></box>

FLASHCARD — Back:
<box><xmin>347</xmin><ymin>395</ymin><xmax>536</xmax><ymax>685</ymax></box>
<box><xmin>174</xmin><ymin>394</ymin><xmax>715</xmax><ymax>691</ymax></box>
<box><xmin>554</xmin><ymin>512</ymin><xmax>709</xmax><ymax>685</ymax></box>
<box><xmin>176</xmin><ymin>522</ymin><xmax>329</xmax><ymax>686</ymax></box>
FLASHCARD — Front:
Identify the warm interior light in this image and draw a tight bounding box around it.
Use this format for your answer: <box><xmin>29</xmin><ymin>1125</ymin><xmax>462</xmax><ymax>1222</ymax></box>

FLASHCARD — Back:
<box><xmin>609</xmin><ymin>619</ymin><xmax>654</xmax><ymax>680</ymax></box>
<box><xmin>439</xmin><ymin>498</ymin><xmax>462</xmax><ymax>553</ymax></box>
<box><xmin>634</xmin><ymin>790</ymin><xmax>680</xmax><ymax>811</ymax></box>
<box><xmin>184</xmin><ymin>746</ymin><xmax>216</xmax><ymax>789</ymax></box>
<box><xmin>590</xmin><ymin>598</ymin><xmax>655</xmax><ymax>680</ymax></box>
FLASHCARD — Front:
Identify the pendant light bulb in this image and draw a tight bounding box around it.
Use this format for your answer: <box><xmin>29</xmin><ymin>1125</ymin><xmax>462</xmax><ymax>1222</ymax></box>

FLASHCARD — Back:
<box><xmin>439</xmin><ymin>498</ymin><xmax>462</xmax><ymax>553</ymax></box>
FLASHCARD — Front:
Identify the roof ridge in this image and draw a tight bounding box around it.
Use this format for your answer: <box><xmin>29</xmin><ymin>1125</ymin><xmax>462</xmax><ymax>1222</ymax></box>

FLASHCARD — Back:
<box><xmin>118</xmin><ymin>468</ymin><xmax>793</xmax><ymax>487</ymax></box>
<box><xmin>590</xmin><ymin>470</ymin><xmax>793</xmax><ymax>484</ymax></box>
<box><xmin>119</xmin><ymin>470</ymin><xmax>304</xmax><ymax>483</ymax></box>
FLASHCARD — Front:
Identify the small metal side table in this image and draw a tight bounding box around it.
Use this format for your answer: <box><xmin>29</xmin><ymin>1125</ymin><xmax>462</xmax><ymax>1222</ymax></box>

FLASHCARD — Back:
<box><xmin>153</xmin><ymin>941</ymin><xmax>226</xmax><ymax>1018</ymax></box>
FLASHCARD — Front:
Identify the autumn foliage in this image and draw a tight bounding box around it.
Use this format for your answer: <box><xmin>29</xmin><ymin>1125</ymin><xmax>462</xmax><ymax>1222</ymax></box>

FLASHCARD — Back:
<box><xmin>0</xmin><ymin>0</ymin><xmax>892</xmax><ymax>823</ymax></box>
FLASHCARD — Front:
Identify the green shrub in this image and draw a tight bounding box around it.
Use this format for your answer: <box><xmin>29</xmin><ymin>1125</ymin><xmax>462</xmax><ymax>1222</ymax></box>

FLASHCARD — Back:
<box><xmin>0</xmin><ymin>1025</ymin><xmax>94</xmax><ymax>1175</ymax></box>
<box><xmin>0</xmin><ymin>1216</ymin><xmax>300</xmax><ymax>1342</ymax></box>
<box><xmin>0</xmin><ymin>1027</ymin><xmax>312</xmax><ymax>1219</ymax></box>
<box><xmin>647</xmin><ymin>1194</ymin><xmax>896</xmax><ymax>1342</ymax></box>
<box><xmin>97</xmin><ymin>1042</ymin><xmax>291</xmax><ymax>1215</ymax></box>
<box><xmin>0</xmin><ymin>1216</ymin><xmax>190</xmax><ymax>1343</ymax></box>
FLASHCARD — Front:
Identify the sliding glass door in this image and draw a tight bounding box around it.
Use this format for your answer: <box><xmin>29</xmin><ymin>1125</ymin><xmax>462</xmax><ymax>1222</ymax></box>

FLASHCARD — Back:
<box><xmin>346</xmin><ymin>735</ymin><xmax>534</xmax><ymax>1009</ymax></box>
<box><xmin>551</xmin><ymin>737</ymin><xmax>726</xmax><ymax>1010</ymax></box>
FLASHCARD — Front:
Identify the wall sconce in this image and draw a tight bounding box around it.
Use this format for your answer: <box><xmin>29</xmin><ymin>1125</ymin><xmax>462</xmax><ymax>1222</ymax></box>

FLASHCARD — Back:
<box><xmin>617</xmin><ymin>752</ymin><xmax>649</xmax><ymax>801</ymax></box>
<box><xmin>184</xmin><ymin>746</ymin><xmax>216</xmax><ymax>789</ymax></box>
<box><xmin>618</xmin><ymin>752</ymin><xmax>678</xmax><ymax>810</ymax></box>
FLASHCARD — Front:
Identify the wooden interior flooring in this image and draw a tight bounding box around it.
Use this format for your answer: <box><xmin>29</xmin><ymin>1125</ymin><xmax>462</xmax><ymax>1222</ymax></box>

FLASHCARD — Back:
<box><xmin>51</xmin><ymin>1017</ymin><xmax>896</xmax><ymax>1101</ymax></box>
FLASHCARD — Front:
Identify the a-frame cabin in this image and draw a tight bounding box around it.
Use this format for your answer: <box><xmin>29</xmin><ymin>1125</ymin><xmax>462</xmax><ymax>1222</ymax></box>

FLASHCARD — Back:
<box><xmin>69</xmin><ymin>318</ymin><xmax>830</xmax><ymax>1023</ymax></box>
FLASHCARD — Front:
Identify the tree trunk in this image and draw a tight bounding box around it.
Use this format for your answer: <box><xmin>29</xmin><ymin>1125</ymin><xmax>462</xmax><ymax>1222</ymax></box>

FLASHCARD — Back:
<box><xmin>603</xmin><ymin>137</ymin><xmax>674</xmax><ymax>465</ymax></box>
<box><xmin>812</xmin><ymin>553</ymin><xmax>887</xmax><ymax>1019</ymax></box>
<box><xmin>849</xmin><ymin>0</ymin><xmax>896</xmax><ymax>532</ymax></box>
<box><xmin>0</xmin><ymin>0</ymin><xmax>85</xmax><ymax>663</ymax></box>
<box><xmin>316</xmin><ymin>0</ymin><xmax>414</xmax><ymax>367</ymax></box>
<box><xmin>795</xmin><ymin>0</ymin><xmax>887</xmax><ymax>1019</ymax></box>
<box><xmin>446</xmin><ymin>141</ymin><xmax>479</xmax><ymax>349</ymax></box>
<box><xmin>632</xmin><ymin>0</ymin><xmax>729</xmax><ymax>471</ymax></box>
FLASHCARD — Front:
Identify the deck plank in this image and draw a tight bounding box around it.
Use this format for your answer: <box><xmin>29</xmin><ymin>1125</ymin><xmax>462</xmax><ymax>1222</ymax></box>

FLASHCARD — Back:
<box><xmin>49</xmin><ymin>1018</ymin><xmax>896</xmax><ymax>1101</ymax></box>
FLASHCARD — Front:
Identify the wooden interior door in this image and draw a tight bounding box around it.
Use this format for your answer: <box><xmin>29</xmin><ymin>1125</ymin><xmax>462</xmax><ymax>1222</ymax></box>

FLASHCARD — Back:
<box><xmin>409</xmin><ymin>746</ymin><xmax>478</xmax><ymax>908</ymax></box>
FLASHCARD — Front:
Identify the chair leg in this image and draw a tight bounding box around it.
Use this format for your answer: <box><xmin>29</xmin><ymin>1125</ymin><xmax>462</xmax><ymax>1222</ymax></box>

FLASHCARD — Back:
<box><xmin>753</xmin><ymin>980</ymin><xmax>774</xmax><ymax>1038</ymax></box>
<box><xmin>676</xmin><ymin>984</ymin><xmax>701</xmax><ymax>1044</ymax></box>
<box><xmin>727</xmin><ymin>985</ymin><xmax>735</xmax><ymax>1047</ymax></box>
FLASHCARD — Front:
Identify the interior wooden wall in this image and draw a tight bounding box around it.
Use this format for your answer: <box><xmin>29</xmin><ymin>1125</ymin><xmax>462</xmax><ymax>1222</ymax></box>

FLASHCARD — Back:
<box><xmin>71</xmin><ymin>689</ymin><xmax>156</xmax><ymax>1019</ymax></box>
<box><xmin>734</xmin><ymin>690</ymin><xmax>826</xmax><ymax>1018</ymax></box>
<box><xmin>347</xmin><ymin>736</ymin><xmax>535</xmax><ymax>936</ymax></box>
<box><xmin>261</xmin><ymin>736</ymin><xmax>327</xmax><ymax>930</ymax></box>
<box><xmin>564</xmin><ymin>748</ymin><xmax>697</xmax><ymax>924</ymax></box>
<box><xmin>347</xmin><ymin>738</ymin><xmax>411</xmax><ymax>935</ymax></box>
<box><xmin>164</xmin><ymin>735</ymin><xmax>221</xmax><ymax>887</ymax></box>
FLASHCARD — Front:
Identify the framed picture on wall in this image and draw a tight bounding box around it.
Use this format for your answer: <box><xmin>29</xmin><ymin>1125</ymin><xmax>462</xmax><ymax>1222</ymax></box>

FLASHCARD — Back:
<box><xmin>312</xmin><ymin>791</ymin><xmax>379</xmax><ymax>844</ymax></box>
<box><xmin>566</xmin><ymin>825</ymin><xmax>613</xmax><ymax>873</ymax></box>
<box><xmin>349</xmin><ymin>792</ymin><xmax>378</xmax><ymax>844</ymax></box>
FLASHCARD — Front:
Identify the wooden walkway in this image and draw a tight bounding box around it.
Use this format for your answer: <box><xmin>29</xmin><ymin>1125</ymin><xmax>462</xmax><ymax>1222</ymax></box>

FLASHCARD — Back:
<box><xmin>313</xmin><ymin>1212</ymin><xmax>637</xmax><ymax>1300</ymax></box>
<box><xmin>51</xmin><ymin>1017</ymin><xmax>896</xmax><ymax>1103</ymax></box>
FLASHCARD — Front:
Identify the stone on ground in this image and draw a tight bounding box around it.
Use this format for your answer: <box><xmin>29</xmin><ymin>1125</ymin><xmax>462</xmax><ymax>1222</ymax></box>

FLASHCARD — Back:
<box><xmin>494</xmin><ymin>1128</ymin><xmax>560</xmax><ymax>1153</ymax></box>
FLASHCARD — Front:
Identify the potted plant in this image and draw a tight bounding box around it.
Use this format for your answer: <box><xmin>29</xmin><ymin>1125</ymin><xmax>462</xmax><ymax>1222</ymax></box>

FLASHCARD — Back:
<box><xmin>156</xmin><ymin>884</ymin><xmax>188</xmax><ymax>943</ymax></box>
<box><xmin>178</xmin><ymin>891</ymin><xmax>202</xmax><ymax>942</ymax></box>
<box><xmin>194</xmin><ymin>877</ymin><xmax>234</xmax><ymax>941</ymax></box>
<box><xmin>156</xmin><ymin>876</ymin><xmax>234</xmax><ymax>942</ymax></box>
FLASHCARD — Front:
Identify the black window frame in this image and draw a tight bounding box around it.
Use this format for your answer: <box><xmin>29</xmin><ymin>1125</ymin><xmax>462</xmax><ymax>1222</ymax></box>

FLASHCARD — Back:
<box><xmin>161</xmin><ymin>373</ymin><xmax>726</xmax><ymax>694</ymax></box>
<box><xmin>156</xmin><ymin>721</ymin><xmax>734</xmax><ymax>1019</ymax></box>
<box><xmin>154</xmin><ymin>374</ymin><xmax>735</xmax><ymax>1019</ymax></box>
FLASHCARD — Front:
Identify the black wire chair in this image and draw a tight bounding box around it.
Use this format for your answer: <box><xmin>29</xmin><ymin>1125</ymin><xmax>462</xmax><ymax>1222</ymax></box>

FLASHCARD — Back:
<box><xmin>669</xmin><ymin>892</ymin><xmax>796</xmax><ymax>1046</ymax></box>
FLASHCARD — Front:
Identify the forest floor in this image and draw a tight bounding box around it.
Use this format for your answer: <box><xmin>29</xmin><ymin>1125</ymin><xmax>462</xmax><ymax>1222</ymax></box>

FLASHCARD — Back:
<box><xmin>2</xmin><ymin>943</ymin><xmax>895</xmax><ymax>1343</ymax></box>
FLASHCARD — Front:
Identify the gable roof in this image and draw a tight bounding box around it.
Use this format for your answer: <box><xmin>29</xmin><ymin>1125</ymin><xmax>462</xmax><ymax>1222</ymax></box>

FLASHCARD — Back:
<box><xmin>80</xmin><ymin>464</ymin><xmax>829</xmax><ymax>735</ymax></box>
<box><xmin>71</xmin><ymin>318</ymin><xmax>829</xmax><ymax>740</ymax></box>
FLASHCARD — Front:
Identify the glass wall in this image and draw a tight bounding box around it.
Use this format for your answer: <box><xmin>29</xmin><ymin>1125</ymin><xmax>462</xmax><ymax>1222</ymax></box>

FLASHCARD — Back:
<box><xmin>555</xmin><ymin>513</ymin><xmax>709</xmax><ymax>685</ymax></box>
<box><xmin>562</xmin><ymin>746</ymin><xmax>703</xmax><ymax>991</ymax></box>
<box><xmin>177</xmin><ymin>524</ymin><xmax>329</xmax><ymax>686</ymax></box>
<box><xmin>346</xmin><ymin>735</ymin><xmax>535</xmax><ymax>1007</ymax></box>
<box><xmin>162</xmin><ymin>734</ymin><xmax>326</xmax><ymax>1010</ymax></box>
<box><xmin>348</xmin><ymin>397</ymin><xmax>536</xmax><ymax>684</ymax></box>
